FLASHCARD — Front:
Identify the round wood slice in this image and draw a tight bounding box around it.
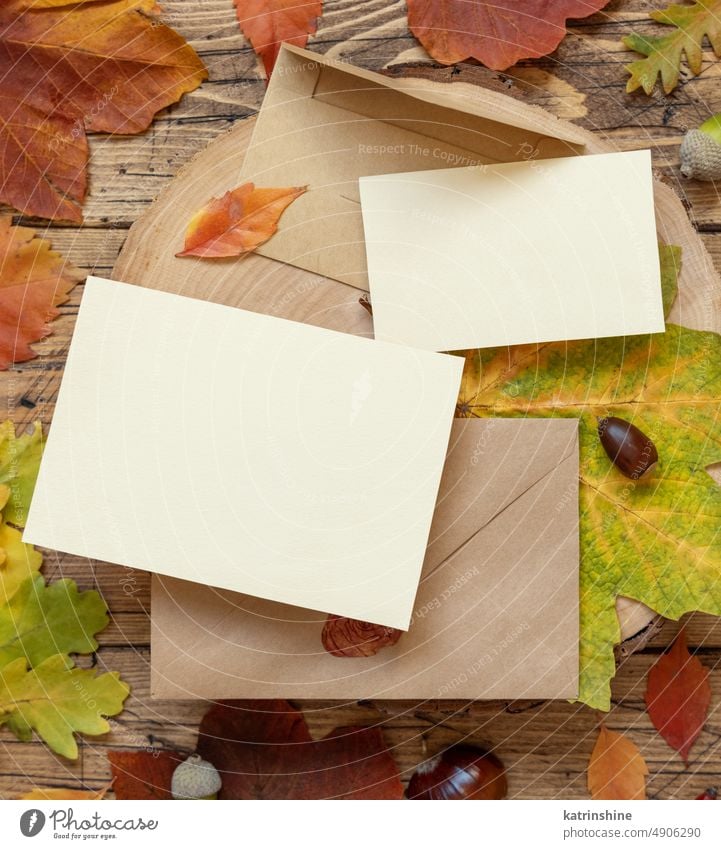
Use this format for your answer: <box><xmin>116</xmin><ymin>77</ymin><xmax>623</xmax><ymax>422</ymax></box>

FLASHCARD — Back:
<box><xmin>113</xmin><ymin>79</ymin><xmax>721</xmax><ymax>646</ymax></box>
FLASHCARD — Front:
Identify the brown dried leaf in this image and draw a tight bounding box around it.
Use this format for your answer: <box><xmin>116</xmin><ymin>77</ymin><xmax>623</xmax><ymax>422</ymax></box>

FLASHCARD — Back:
<box><xmin>322</xmin><ymin>614</ymin><xmax>402</xmax><ymax>658</ymax></box>
<box><xmin>197</xmin><ymin>700</ymin><xmax>402</xmax><ymax>799</ymax></box>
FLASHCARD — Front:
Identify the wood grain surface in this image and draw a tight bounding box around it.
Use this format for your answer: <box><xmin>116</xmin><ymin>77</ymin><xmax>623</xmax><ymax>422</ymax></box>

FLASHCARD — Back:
<box><xmin>2</xmin><ymin>0</ymin><xmax>721</xmax><ymax>799</ymax></box>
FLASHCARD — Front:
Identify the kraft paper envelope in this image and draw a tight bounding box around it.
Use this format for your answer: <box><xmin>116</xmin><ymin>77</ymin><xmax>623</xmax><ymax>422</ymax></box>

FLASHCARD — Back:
<box><xmin>238</xmin><ymin>44</ymin><xmax>586</xmax><ymax>290</ymax></box>
<box><xmin>359</xmin><ymin>151</ymin><xmax>665</xmax><ymax>352</ymax></box>
<box><xmin>24</xmin><ymin>276</ymin><xmax>463</xmax><ymax>630</ymax></box>
<box><xmin>151</xmin><ymin>418</ymin><xmax>580</xmax><ymax>700</ymax></box>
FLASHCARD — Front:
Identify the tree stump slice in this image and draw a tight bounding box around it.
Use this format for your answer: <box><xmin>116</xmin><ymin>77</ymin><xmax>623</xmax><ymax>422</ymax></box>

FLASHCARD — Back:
<box><xmin>113</xmin><ymin>79</ymin><xmax>721</xmax><ymax>650</ymax></box>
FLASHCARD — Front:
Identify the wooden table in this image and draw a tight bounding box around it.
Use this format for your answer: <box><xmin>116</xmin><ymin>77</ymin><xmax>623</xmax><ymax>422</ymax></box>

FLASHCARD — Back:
<box><xmin>2</xmin><ymin>0</ymin><xmax>720</xmax><ymax>799</ymax></box>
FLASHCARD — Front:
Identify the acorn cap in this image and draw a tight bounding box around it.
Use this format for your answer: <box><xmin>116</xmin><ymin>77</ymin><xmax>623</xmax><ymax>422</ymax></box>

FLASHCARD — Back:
<box><xmin>680</xmin><ymin>128</ymin><xmax>721</xmax><ymax>181</ymax></box>
<box><xmin>171</xmin><ymin>754</ymin><xmax>222</xmax><ymax>800</ymax></box>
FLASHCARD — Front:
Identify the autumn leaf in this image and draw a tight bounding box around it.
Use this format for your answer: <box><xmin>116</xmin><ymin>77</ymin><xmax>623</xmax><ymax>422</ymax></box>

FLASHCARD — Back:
<box><xmin>322</xmin><ymin>615</ymin><xmax>402</xmax><ymax>658</ymax></box>
<box><xmin>108</xmin><ymin>750</ymin><xmax>183</xmax><ymax>800</ymax></box>
<box><xmin>0</xmin><ymin>575</ymin><xmax>108</xmax><ymax>667</ymax></box>
<box><xmin>456</xmin><ymin>243</ymin><xmax>721</xmax><ymax>710</ymax></box>
<box><xmin>197</xmin><ymin>700</ymin><xmax>403</xmax><ymax>799</ymax></box>
<box><xmin>0</xmin><ymin>218</ymin><xmax>82</xmax><ymax>370</ymax></box>
<box><xmin>623</xmin><ymin>0</ymin><xmax>721</xmax><ymax>95</ymax></box>
<box><xmin>235</xmin><ymin>0</ymin><xmax>322</xmax><ymax>78</ymax></box>
<box><xmin>406</xmin><ymin>0</ymin><xmax>611</xmax><ymax>70</ymax></box>
<box><xmin>20</xmin><ymin>785</ymin><xmax>108</xmax><ymax>800</ymax></box>
<box><xmin>588</xmin><ymin>725</ymin><xmax>648</xmax><ymax>800</ymax></box>
<box><xmin>0</xmin><ymin>489</ymin><xmax>42</xmax><ymax>604</ymax></box>
<box><xmin>645</xmin><ymin>628</ymin><xmax>711</xmax><ymax>762</ymax></box>
<box><xmin>178</xmin><ymin>183</ymin><xmax>307</xmax><ymax>259</ymax></box>
<box><xmin>0</xmin><ymin>0</ymin><xmax>207</xmax><ymax>222</ymax></box>
<box><xmin>0</xmin><ymin>421</ymin><xmax>43</xmax><ymax>525</ymax></box>
<box><xmin>0</xmin><ymin>423</ymin><xmax>43</xmax><ymax>602</ymax></box>
<box><xmin>0</xmin><ymin>654</ymin><xmax>129</xmax><ymax>759</ymax></box>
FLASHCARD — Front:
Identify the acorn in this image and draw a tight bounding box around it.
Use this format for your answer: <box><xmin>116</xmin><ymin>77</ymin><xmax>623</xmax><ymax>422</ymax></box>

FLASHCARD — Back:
<box><xmin>680</xmin><ymin>114</ymin><xmax>721</xmax><ymax>181</ymax></box>
<box><xmin>597</xmin><ymin>416</ymin><xmax>658</xmax><ymax>479</ymax></box>
<box><xmin>171</xmin><ymin>754</ymin><xmax>222</xmax><ymax>800</ymax></box>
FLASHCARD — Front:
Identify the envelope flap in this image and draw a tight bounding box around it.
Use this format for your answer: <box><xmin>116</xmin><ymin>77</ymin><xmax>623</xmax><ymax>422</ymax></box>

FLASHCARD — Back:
<box><xmin>283</xmin><ymin>45</ymin><xmax>587</xmax><ymax>148</ymax></box>
<box><xmin>423</xmin><ymin>418</ymin><xmax>578</xmax><ymax>573</ymax></box>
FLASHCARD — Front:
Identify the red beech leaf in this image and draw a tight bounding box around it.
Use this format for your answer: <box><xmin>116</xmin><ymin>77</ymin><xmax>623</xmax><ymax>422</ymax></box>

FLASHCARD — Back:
<box><xmin>234</xmin><ymin>0</ymin><xmax>322</xmax><ymax>77</ymax></box>
<box><xmin>108</xmin><ymin>750</ymin><xmax>183</xmax><ymax>800</ymax></box>
<box><xmin>407</xmin><ymin>0</ymin><xmax>611</xmax><ymax>71</ymax></box>
<box><xmin>322</xmin><ymin>614</ymin><xmax>403</xmax><ymax>657</ymax></box>
<box><xmin>645</xmin><ymin>628</ymin><xmax>711</xmax><ymax>763</ymax></box>
<box><xmin>197</xmin><ymin>700</ymin><xmax>403</xmax><ymax>799</ymax></box>
<box><xmin>177</xmin><ymin>183</ymin><xmax>307</xmax><ymax>258</ymax></box>
<box><xmin>0</xmin><ymin>0</ymin><xmax>207</xmax><ymax>222</ymax></box>
<box><xmin>0</xmin><ymin>215</ymin><xmax>83</xmax><ymax>370</ymax></box>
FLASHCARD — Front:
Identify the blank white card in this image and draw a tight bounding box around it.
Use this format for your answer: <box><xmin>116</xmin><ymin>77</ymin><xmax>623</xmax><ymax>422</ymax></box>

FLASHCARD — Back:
<box><xmin>359</xmin><ymin>150</ymin><xmax>665</xmax><ymax>352</ymax></box>
<box><xmin>24</xmin><ymin>277</ymin><xmax>463</xmax><ymax>629</ymax></box>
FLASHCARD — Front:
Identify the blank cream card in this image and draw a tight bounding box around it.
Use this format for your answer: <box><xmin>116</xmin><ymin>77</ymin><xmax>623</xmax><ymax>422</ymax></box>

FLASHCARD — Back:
<box><xmin>24</xmin><ymin>276</ymin><xmax>463</xmax><ymax>630</ymax></box>
<box><xmin>359</xmin><ymin>150</ymin><xmax>664</xmax><ymax>352</ymax></box>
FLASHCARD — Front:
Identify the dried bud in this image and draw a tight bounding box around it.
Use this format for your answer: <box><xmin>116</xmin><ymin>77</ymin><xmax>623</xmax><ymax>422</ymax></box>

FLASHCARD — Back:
<box><xmin>359</xmin><ymin>293</ymin><xmax>373</xmax><ymax>316</ymax></box>
<box><xmin>597</xmin><ymin>416</ymin><xmax>658</xmax><ymax>479</ymax></box>
<box><xmin>322</xmin><ymin>614</ymin><xmax>402</xmax><ymax>658</ymax></box>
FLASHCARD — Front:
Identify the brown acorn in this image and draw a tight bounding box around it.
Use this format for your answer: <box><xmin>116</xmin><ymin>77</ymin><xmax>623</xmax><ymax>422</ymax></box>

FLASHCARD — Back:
<box><xmin>597</xmin><ymin>416</ymin><xmax>658</xmax><ymax>479</ymax></box>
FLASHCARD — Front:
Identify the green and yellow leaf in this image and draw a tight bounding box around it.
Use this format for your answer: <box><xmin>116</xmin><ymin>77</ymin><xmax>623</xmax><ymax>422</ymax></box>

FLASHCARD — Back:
<box><xmin>0</xmin><ymin>654</ymin><xmax>129</xmax><ymax>759</ymax></box>
<box><xmin>0</xmin><ymin>486</ymin><xmax>42</xmax><ymax>603</ymax></box>
<box><xmin>0</xmin><ymin>576</ymin><xmax>108</xmax><ymax>668</ymax></box>
<box><xmin>0</xmin><ymin>421</ymin><xmax>43</xmax><ymax>527</ymax></box>
<box><xmin>455</xmin><ymin>244</ymin><xmax>721</xmax><ymax>709</ymax></box>
<box><xmin>623</xmin><ymin>0</ymin><xmax>721</xmax><ymax>95</ymax></box>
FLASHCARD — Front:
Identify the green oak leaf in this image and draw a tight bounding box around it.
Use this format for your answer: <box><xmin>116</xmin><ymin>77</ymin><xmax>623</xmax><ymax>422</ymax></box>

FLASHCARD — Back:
<box><xmin>623</xmin><ymin>0</ymin><xmax>721</xmax><ymax>95</ymax></box>
<box><xmin>0</xmin><ymin>654</ymin><xmax>129</xmax><ymax>759</ymax></box>
<box><xmin>0</xmin><ymin>575</ymin><xmax>108</xmax><ymax>667</ymax></box>
<box><xmin>455</xmin><ymin>244</ymin><xmax>721</xmax><ymax>710</ymax></box>
<box><xmin>0</xmin><ymin>420</ymin><xmax>43</xmax><ymax>527</ymax></box>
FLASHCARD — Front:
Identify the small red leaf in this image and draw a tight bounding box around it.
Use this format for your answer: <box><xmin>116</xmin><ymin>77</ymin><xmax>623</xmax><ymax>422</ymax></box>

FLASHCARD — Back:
<box><xmin>234</xmin><ymin>0</ymin><xmax>322</xmax><ymax>78</ymax></box>
<box><xmin>197</xmin><ymin>700</ymin><xmax>402</xmax><ymax>800</ymax></box>
<box><xmin>645</xmin><ymin>628</ymin><xmax>711</xmax><ymax>763</ymax></box>
<box><xmin>108</xmin><ymin>750</ymin><xmax>183</xmax><ymax>800</ymax></box>
<box><xmin>177</xmin><ymin>183</ymin><xmax>306</xmax><ymax>259</ymax></box>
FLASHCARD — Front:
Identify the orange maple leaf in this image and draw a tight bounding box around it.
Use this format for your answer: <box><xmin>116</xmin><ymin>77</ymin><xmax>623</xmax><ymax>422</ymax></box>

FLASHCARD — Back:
<box><xmin>406</xmin><ymin>0</ymin><xmax>610</xmax><ymax>71</ymax></box>
<box><xmin>645</xmin><ymin>628</ymin><xmax>711</xmax><ymax>764</ymax></box>
<box><xmin>587</xmin><ymin>725</ymin><xmax>648</xmax><ymax>800</ymax></box>
<box><xmin>234</xmin><ymin>0</ymin><xmax>322</xmax><ymax>77</ymax></box>
<box><xmin>0</xmin><ymin>0</ymin><xmax>207</xmax><ymax>222</ymax></box>
<box><xmin>177</xmin><ymin>183</ymin><xmax>307</xmax><ymax>259</ymax></box>
<box><xmin>0</xmin><ymin>216</ymin><xmax>82</xmax><ymax>370</ymax></box>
